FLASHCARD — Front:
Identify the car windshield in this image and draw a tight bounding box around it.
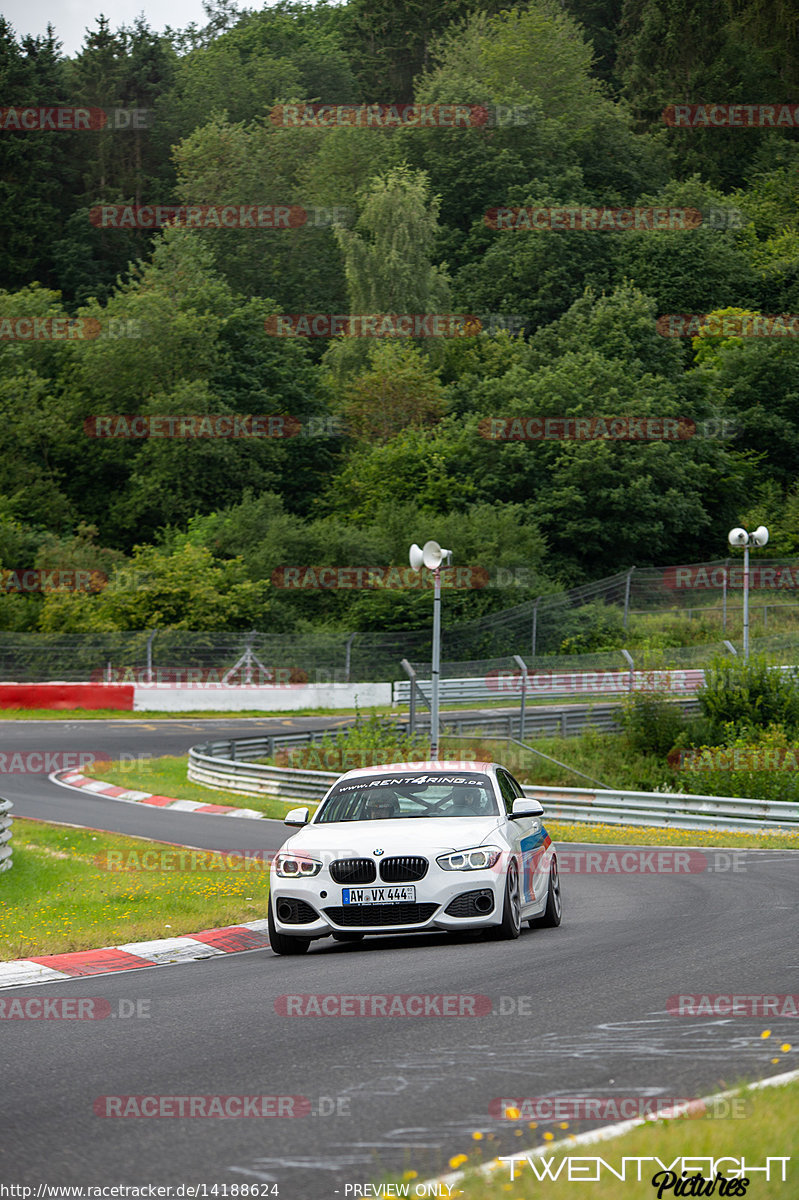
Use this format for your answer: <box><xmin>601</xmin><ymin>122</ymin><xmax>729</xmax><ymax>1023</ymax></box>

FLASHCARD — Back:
<box><xmin>315</xmin><ymin>772</ymin><xmax>499</xmax><ymax>823</ymax></box>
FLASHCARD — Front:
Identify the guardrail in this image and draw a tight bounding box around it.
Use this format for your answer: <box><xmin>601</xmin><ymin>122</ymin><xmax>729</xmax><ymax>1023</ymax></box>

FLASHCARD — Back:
<box><xmin>428</xmin><ymin>699</ymin><xmax>701</xmax><ymax>739</ymax></box>
<box><xmin>393</xmin><ymin>668</ymin><xmax>706</xmax><ymax>706</ymax></box>
<box><xmin>188</xmin><ymin>735</ymin><xmax>341</xmax><ymax>802</ymax></box>
<box><xmin>524</xmin><ymin>785</ymin><xmax>799</xmax><ymax>834</ymax></box>
<box><xmin>0</xmin><ymin>798</ymin><xmax>12</xmax><ymax>873</ymax></box>
<box><xmin>187</xmin><ymin>734</ymin><xmax>799</xmax><ymax>833</ymax></box>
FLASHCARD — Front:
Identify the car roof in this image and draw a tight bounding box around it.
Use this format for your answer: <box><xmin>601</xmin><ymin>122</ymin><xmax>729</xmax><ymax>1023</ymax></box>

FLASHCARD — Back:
<box><xmin>334</xmin><ymin>760</ymin><xmax>497</xmax><ymax>782</ymax></box>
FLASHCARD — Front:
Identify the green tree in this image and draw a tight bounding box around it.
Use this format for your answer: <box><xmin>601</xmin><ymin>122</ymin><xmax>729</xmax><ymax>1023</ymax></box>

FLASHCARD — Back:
<box><xmin>38</xmin><ymin>542</ymin><xmax>269</xmax><ymax>631</ymax></box>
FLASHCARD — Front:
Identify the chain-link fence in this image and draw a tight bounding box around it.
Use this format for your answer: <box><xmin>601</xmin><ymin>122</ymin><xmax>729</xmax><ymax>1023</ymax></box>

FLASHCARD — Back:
<box><xmin>2</xmin><ymin>559</ymin><xmax>799</xmax><ymax>682</ymax></box>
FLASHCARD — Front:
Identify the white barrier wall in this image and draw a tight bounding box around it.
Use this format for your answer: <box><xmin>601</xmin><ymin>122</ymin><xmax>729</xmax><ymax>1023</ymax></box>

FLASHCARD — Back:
<box><xmin>131</xmin><ymin>682</ymin><xmax>393</xmax><ymax>711</ymax></box>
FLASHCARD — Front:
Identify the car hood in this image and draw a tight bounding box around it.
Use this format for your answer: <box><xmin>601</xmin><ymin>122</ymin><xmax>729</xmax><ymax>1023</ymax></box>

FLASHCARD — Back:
<box><xmin>282</xmin><ymin>816</ymin><xmax>506</xmax><ymax>858</ymax></box>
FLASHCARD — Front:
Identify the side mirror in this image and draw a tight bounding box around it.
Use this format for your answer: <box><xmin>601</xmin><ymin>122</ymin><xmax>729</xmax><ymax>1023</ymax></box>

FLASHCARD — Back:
<box><xmin>511</xmin><ymin>797</ymin><xmax>544</xmax><ymax>818</ymax></box>
<box><xmin>284</xmin><ymin>806</ymin><xmax>310</xmax><ymax>827</ymax></box>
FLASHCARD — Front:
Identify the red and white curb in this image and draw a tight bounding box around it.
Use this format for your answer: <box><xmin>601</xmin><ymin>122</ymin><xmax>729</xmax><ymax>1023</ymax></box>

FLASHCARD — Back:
<box><xmin>50</xmin><ymin>769</ymin><xmax>266</xmax><ymax>819</ymax></box>
<box><xmin>0</xmin><ymin>919</ymin><xmax>271</xmax><ymax>989</ymax></box>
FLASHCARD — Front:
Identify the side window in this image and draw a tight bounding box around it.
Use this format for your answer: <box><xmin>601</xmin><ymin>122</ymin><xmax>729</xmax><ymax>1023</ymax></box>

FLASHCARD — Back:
<box><xmin>496</xmin><ymin>770</ymin><xmax>517</xmax><ymax>816</ymax></box>
<box><xmin>506</xmin><ymin>771</ymin><xmax>525</xmax><ymax>797</ymax></box>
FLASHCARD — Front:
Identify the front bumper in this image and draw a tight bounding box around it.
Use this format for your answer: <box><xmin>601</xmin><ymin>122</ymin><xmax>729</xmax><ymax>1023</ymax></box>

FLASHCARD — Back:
<box><xmin>269</xmin><ymin>868</ymin><xmax>506</xmax><ymax>939</ymax></box>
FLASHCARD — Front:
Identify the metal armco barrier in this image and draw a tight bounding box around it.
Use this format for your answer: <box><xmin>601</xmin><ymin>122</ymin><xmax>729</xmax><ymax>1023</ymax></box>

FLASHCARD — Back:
<box><xmin>188</xmin><ymin>734</ymin><xmax>798</xmax><ymax>833</ymax></box>
<box><xmin>393</xmin><ymin>668</ymin><xmax>706</xmax><ymax>706</ymax></box>
<box><xmin>188</xmin><ymin>734</ymin><xmax>340</xmax><ymax>802</ymax></box>
<box><xmin>523</xmin><ymin>785</ymin><xmax>799</xmax><ymax>834</ymax></box>
<box><xmin>0</xmin><ymin>798</ymin><xmax>12</xmax><ymax>872</ymax></box>
<box><xmin>432</xmin><ymin>699</ymin><xmax>700</xmax><ymax>739</ymax></box>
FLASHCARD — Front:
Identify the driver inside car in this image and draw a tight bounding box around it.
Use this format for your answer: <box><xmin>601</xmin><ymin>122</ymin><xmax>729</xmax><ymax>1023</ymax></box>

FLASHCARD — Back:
<box><xmin>366</xmin><ymin>791</ymin><xmax>399</xmax><ymax>820</ymax></box>
<box><xmin>444</xmin><ymin>786</ymin><xmax>487</xmax><ymax>815</ymax></box>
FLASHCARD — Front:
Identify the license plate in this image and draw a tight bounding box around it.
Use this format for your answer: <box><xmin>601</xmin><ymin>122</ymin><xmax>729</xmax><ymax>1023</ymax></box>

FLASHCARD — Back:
<box><xmin>342</xmin><ymin>886</ymin><xmax>416</xmax><ymax>904</ymax></box>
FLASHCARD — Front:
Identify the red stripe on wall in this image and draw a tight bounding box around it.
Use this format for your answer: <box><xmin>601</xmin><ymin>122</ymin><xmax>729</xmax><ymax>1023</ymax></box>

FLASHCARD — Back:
<box><xmin>0</xmin><ymin>683</ymin><xmax>135</xmax><ymax>710</ymax></box>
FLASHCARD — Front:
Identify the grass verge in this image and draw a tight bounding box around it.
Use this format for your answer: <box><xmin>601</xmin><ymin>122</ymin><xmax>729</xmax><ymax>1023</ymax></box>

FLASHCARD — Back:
<box><xmin>81</xmin><ymin>754</ymin><xmax>308</xmax><ymax>819</ymax></box>
<box><xmin>0</xmin><ymin>818</ymin><xmax>270</xmax><ymax>959</ymax></box>
<box><xmin>0</xmin><ymin>707</ymin><xmax>366</xmax><ymax>720</ymax></box>
<box><xmin>414</xmin><ymin>1076</ymin><xmax>799</xmax><ymax>1199</ymax></box>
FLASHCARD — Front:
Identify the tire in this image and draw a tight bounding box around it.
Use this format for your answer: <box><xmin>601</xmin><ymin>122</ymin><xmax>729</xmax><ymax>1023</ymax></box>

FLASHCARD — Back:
<box><xmin>529</xmin><ymin>856</ymin><xmax>562</xmax><ymax>928</ymax></box>
<box><xmin>268</xmin><ymin>899</ymin><xmax>311</xmax><ymax>955</ymax></box>
<box><xmin>490</xmin><ymin>858</ymin><xmax>522</xmax><ymax>940</ymax></box>
<box><xmin>332</xmin><ymin>932</ymin><xmax>364</xmax><ymax>943</ymax></box>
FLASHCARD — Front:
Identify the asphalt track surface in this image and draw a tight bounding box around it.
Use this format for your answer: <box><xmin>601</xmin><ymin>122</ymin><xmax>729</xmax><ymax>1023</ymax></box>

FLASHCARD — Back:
<box><xmin>1</xmin><ymin>717</ymin><xmax>798</xmax><ymax>1197</ymax></box>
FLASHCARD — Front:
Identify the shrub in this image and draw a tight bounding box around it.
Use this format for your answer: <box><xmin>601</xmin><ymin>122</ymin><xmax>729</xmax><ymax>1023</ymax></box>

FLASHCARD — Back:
<box><xmin>698</xmin><ymin>656</ymin><xmax>799</xmax><ymax>740</ymax></box>
<box><xmin>671</xmin><ymin>724</ymin><xmax>799</xmax><ymax>804</ymax></box>
<box><xmin>619</xmin><ymin>688</ymin><xmax>687</xmax><ymax>757</ymax></box>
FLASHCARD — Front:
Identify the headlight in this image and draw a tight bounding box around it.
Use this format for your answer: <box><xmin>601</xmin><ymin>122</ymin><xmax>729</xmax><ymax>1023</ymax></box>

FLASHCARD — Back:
<box><xmin>437</xmin><ymin>846</ymin><xmax>502</xmax><ymax>871</ymax></box>
<box><xmin>274</xmin><ymin>852</ymin><xmax>322</xmax><ymax>878</ymax></box>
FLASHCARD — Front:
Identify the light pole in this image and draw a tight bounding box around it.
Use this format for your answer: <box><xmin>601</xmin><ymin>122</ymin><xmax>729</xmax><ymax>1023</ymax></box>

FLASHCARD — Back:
<box><xmin>409</xmin><ymin>540</ymin><xmax>452</xmax><ymax>759</ymax></box>
<box><xmin>727</xmin><ymin>526</ymin><xmax>769</xmax><ymax>661</ymax></box>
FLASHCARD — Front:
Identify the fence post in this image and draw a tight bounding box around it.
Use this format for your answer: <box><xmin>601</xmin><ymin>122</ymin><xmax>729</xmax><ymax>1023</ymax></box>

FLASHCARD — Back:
<box><xmin>621</xmin><ymin>648</ymin><xmax>635</xmax><ymax>693</ymax></box>
<box><xmin>345</xmin><ymin>632</ymin><xmax>357</xmax><ymax>682</ymax></box>
<box><xmin>623</xmin><ymin>567</ymin><xmax>635</xmax><ymax>631</ymax></box>
<box><xmin>513</xmin><ymin>653</ymin><xmax>528</xmax><ymax>741</ymax></box>
<box><xmin>400</xmin><ymin>658</ymin><xmax>430</xmax><ymax>736</ymax></box>
<box><xmin>531</xmin><ymin>597</ymin><xmax>540</xmax><ymax>658</ymax></box>
<box><xmin>145</xmin><ymin>627</ymin><xmax>158</xmax><ymax>684</ymax></box>
<box><xmin>0</xmin><ymin>798</ymin><xmax>12</xmax><ymax>873</ymax></box>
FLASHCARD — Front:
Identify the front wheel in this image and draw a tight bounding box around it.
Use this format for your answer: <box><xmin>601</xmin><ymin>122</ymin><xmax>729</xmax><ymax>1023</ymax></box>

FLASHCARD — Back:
<box><xmin>490</xmin><ymin>858</ymin><xmax>522</xmax><ymax>940</ymax></box>
<box><xmin>529</xmin><ymin>856</ymin><xmax>562</xmax><ymax>928</ymax></box>
<box><xmin>268</xmin><ymin>899</ymin><xmax>311</xmax><ymax>955</ymax></box>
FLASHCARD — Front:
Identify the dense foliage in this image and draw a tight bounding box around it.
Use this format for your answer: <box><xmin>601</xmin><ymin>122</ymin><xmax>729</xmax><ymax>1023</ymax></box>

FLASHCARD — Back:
<box><xmin>1</xmin><ymin>1</ymin><xmax>797</xmax><ymax>634</ymax></box>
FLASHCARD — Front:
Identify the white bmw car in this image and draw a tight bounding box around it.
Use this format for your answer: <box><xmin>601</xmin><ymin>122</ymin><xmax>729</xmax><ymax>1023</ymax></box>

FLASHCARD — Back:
<box><xmin>268</xmin><ymin>760</ymin><xmax>562</xmax><ymax>955</ymax></box>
